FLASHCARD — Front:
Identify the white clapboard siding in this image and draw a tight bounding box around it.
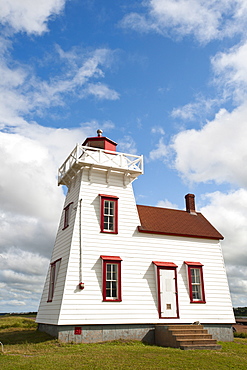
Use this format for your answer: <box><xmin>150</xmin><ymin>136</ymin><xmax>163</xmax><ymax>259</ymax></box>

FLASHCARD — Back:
<box><xmin>36</xmin><ymin>152</ymin><xmax>234</xmax><ymax>327</ymax></box>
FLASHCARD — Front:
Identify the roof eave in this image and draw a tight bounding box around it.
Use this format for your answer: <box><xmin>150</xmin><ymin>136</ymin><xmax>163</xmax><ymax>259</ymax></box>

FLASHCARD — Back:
<box><xmin>137</xmin><ymin>226</ymin><xmax>224</xmax><ymax>240</ymax></box>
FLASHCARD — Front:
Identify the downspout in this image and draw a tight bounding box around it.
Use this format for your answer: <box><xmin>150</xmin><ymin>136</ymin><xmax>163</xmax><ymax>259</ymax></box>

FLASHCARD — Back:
<box><xmin>78</xmin><ymin>198</ymin><xmax>84</xmax><ymax>290</ymax></box>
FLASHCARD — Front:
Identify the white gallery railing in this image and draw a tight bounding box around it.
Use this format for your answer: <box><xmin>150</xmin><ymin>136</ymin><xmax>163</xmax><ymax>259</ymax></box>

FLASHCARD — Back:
<box><xmin>58</xmin><ymin>144</ymin><xmax>144</xmax><ymax>185</ymax></box>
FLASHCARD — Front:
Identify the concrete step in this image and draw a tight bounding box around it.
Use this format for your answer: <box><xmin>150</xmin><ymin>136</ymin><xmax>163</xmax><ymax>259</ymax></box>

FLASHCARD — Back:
<box><xmin>175</xmin><ymin>334</ymin><xmax>213</xmax><ymax>340</ymax></box>
<box><xmin>180</xmin><ymin>344</ymin><xmax>222</xmax><ymax>350</ymax></box>
<box><xmin>155</xmin><ymin>324</ymin><xmax>222</xmax><ymax>350</ymax></box>
<box><xmin>177</xmin><ymin>338</ymin><xmax>218</xmax><ymax>346</ymax></box>
<box><xmin>169</xmin><ymin>329</ymin><xmax>208</xmax><ymax>335</ymax></box>
<box><xmin>167</xmin><ymin>325</ymin><xmax>204</xmax><ymax>330</ymax></box>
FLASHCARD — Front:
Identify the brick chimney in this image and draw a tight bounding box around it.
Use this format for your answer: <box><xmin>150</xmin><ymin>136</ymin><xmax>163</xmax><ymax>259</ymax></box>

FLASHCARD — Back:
<box><xmin>185</xmin><ymin>194</ymin><xmax>196</xmax><ymax>214</ymax></box>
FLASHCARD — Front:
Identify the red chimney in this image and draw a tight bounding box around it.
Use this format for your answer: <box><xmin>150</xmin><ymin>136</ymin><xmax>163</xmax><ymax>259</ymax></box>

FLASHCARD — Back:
<box><xmin>185</xmin><ymin>194</ymin><xmax>196</xmax><ymax>214</ymax></box>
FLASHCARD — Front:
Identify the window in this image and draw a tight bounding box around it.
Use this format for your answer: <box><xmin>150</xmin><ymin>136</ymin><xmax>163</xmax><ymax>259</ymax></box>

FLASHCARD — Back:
<box><xmin>63</xmin><ymin>202</ymin><xmax>73</xmax><ymax>230</ymax></box>
<box><xmin>185</xmin><ymin>261</ymin><xmax>206</xmax><ymax>303</ymax></box>
<box><xmin>47</xmin><ymin>258</ymin><xmax>61</xmax><ymax>302</ymax></box>
<box><xmin>99</xmin><ymin>195</ymin><xmax>118</xmax><ymax>233</ymax></box>
<box><xmin>100</xmin><ymin>256</ymin><xmax>122</xmax><ymax>301</ymax></box>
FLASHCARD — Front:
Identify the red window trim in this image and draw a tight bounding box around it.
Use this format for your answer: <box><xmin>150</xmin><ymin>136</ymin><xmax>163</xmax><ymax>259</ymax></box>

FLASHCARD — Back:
<box><xmin>153</xmin><ymin>261</ymin><xmax>178</xmax><ymax>268</ymax></box>
<box><xmin>62</xmin><ymin>202</ymin><xmax>73</xmax><ymax>230</ymax></box>
<box><xmin>100</xmin><ymin>255</ymin><xmax>122</xmax><ymax>261</ymax></box>
<box><xmin>99</xmin><ymin>194</ymin><xmax>119</xmax><ymax>199</ymax></box>
<box><xmin>184</xmin><ymin>261</ymin><xmax>203</xmax><ymax>267</ymax></box>
<box><xmin>100</xmin><ymin>256</ymin><xmax>122</xmax><ymax>302</ymax></box>
<box><xmin>99</xmin><ymin>195</ymin><xmax>118</xmax><ymax>234</ymax></box>
<box><xmin>47</xmin><ymin>258</ymin><xmax>62</xmax><ymax>302</ymax></box>
<box><xmin>185</xmin><ymin>262</ymin><xmax>206</xmax><ymax>304</ymax></box>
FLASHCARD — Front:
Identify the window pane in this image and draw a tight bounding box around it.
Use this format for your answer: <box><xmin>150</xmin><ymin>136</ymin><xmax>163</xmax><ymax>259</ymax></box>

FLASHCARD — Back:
<box><xmin>192</xmin><ymin>285</ymin><xmax>202</xmax><ymax>300</ymax></box>
<box><xmin>106</xmin><ymin>264</ymin><xmax>111</xmax><ymax>280</ymax></box>
<box><xmin>109</xmin><ymin>202</ymin><xmax>114</xmax><ymax>215</ymax></box>
<box><xmin>112</xmin><ymin>281</ymin><xmax>117</xmax><ymax>298</ymax></box>
<box><xmin>191</xmin><ymin>268</ymin><xmax>200</xmax><ymax>284</ymax></box>
<box><xmin>104</xmin><ymin>201</ymin><xmax>109</xmax><ymax>213</ymax></box>
<box><xmin>106</xmin><ymin>281</ymin><xmax>111</xmax><ymax>297</ymax></box>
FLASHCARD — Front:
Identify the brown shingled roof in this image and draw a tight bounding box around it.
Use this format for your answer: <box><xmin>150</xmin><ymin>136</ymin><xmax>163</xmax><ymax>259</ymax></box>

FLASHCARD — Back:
<box><xmin>137</xmin><ymin>205</ymin><xmax>223</xmax><ymax>240</ymax></box>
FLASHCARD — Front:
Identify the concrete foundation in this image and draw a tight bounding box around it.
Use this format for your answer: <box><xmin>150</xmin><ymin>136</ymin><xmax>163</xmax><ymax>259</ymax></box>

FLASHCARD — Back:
<box><xmin>38</xmin><ymin>323</ymin><xmax>155</xmax><ymax>344</ymax></box>
<box><xmin>38</xmin><ymin>323</ymin><xmax>233</xmax><ymax>344</ymax></box>
<box><xmin>204</xmin><ymin>324</ymin><xmax>234</xmax><ymax>342</ymax></box>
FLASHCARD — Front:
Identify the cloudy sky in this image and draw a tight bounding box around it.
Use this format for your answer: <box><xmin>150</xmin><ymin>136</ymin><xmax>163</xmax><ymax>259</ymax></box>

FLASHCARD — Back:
<box><xmin>0</xmin><ymin>0</ymin><xmax>247</xmax><ymax>312</ymax></box>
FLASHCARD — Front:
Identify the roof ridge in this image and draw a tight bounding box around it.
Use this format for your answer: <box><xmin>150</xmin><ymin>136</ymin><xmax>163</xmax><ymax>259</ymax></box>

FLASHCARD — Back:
<box><xmin>137</xmin><ymin>203</ymin><xmax>201</xmax><ymax>214</ymax></box>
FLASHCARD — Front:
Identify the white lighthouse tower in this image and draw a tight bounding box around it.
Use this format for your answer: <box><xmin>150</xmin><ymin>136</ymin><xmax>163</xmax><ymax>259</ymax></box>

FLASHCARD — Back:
<box><xmin>36</xmin><ymin>130</ymin><xmax>145</xmax><ymax>341</ymax></box>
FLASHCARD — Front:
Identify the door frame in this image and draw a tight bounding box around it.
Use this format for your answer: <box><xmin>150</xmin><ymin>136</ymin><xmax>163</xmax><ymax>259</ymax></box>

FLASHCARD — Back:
<box><xmin>153</xmin><ymin>261</ymin><xmax>179</xmax><ymax>319</ymax></box>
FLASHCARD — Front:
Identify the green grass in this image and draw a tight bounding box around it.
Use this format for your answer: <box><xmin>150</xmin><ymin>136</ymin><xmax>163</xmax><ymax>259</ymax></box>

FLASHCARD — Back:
<box><xmin>0</xmin><ymin>316</ymin><xmax>37</xmax><ymax>330</ymax></box>
<box><xmin>234</xmin><ymin>332</ymin><xmax>247</xmax><ymax>338</ymax></box>
<box><xmin>1</xmin><ymin>316</ymin><xmax>247</xmax><ymax>369</ymax></box>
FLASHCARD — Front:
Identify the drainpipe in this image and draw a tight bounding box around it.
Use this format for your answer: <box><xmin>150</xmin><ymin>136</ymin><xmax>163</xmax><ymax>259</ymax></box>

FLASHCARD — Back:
<box><xmin>78</xmin><ymin>198</ymin><xmax>84</xmax><ymax>290</ymax></box>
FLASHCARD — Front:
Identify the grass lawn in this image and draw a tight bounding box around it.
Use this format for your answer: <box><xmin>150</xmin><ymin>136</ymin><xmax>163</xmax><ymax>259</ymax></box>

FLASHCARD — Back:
<box><xmin>1</xmin><ymin>316</ymin><xmax>247</xmax><ymax>369</ymax></box>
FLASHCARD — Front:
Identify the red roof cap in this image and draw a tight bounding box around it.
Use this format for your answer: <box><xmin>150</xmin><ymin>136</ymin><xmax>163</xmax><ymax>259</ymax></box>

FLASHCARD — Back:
<box><xmin>82</xmin><ymin>130</ymin><xmax>117</xmax><ymax>152</ymax></box>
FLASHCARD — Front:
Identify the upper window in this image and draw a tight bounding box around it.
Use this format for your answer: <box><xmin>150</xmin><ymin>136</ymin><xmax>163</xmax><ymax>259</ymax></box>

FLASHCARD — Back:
<box><xmin>99</xmin><ymin>195</ymin><xmax>118</xmax><ymax>234</ymax></box>
<box><xmin>100</xmin><ymin>256</ymin><xmax>122</xmax><ymax>301</ymax></box>
<box><xmin>185</xmin><ymin>261</ymin><xmax>206</xmax><ymax>303</ymax></box>
<box><xmin>47</xmin><ymin>258</ymin><xmax>61</xmax><ymax>302</ymax></box>
<box><xmin>63</xmin><ymin>202</ymin><xmax>73</xmax><ymax>230</ymax></box>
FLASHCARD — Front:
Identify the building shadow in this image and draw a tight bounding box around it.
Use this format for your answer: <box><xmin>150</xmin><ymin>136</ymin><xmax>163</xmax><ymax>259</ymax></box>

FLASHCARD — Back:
<box><xmin>0</xmin><ymin>329</ymin><xmax>54</xmax><ymax>345</ymax></box>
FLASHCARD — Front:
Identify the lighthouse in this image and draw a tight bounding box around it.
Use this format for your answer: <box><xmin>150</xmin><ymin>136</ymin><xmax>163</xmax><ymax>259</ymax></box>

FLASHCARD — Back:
<box><xmin>36</xmin><ymin>130</ymin><xmax>234</xmax><ymax>345</ymax></box>
<box><xmin>36</xmin><ymin>130</ymin><xmax>146</xmax><ymax>341</ymax></box>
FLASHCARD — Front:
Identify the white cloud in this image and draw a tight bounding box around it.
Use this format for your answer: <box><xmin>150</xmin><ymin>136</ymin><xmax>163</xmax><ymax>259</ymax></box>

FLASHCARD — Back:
<box><xmin>212</xmin><ymin>41</ymin><xmax>247</xmax><ymax>103</ymax></box>
<box><xmin>0</xmin><ymin>248</ymin><xmax>49</xmax><ymax>311</ymax></box>
<box><xmin>200</xmin><ymin>190</ymin><xmax>247</xmax><ymax>306</ymax></box>
<box><xmin>29</xmin><ymin>48</ymin><xmax>119</xmax><ymax>111</ymax></box>
<box><xmin>156</xmin><ymin>199</ymin><xmax>178</xmax><ymax>209</ymax></box>
<box><xmin>85</xmin><ymin>83</ymin><xmax>120</xmax><ymax>100</ymax></box>
<box><xmin>200</xmin><ymin>190</ymin><xmax>247</xmax><ymax>266</ymax></box>
<box><xmin>151</xmin><ymin>126</ymin><xmax>165</xmax><ymax>135</ymax></box>
<box><xmin>0</xmin><ymin>0</ymin><xmax>66</xmax><ymax>35</ymax></box>
<box><xmin>149</xmin><ymin>137</ymin><xmax>168</xmax><ymax>161</ymax></box>
<box><xmin>170</xmin><ymin>104</ymin><xmax>247</xmax><ymax>187</ymax></box>
<box><xmin>120</xmin><ymin>0</ymin><xmax>247</xmax><ymax>43</ymax></box>
<box><xmin>226</xmin><ymin>265</ymin><xmax>247</xmax><ymax>307</ymax></box>
<box><xmin>0</xmin><ymin>46</ymin><xmax>119</xmax><ymax>128</ymax></box>
<box><xmin>0</xmin><ymin>300</ymin><xmax>26</xmax><ymax>307</ymax></box>
<box><xmin>171</xmin><ymin>98</ymin><xmax>218</xmax><ymax>122</ymax></box>
<box><xmin>117</xmin><ymin>135</ymin><xmax>137</xmax><ymax>154</ymax></box>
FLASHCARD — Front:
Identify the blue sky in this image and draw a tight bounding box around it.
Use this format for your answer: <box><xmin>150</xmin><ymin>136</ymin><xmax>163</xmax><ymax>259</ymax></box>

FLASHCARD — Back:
<box><xmin>0</xmin><ymin>0</ymin><xmax>247</xmax><ymax>312</ymax></box>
